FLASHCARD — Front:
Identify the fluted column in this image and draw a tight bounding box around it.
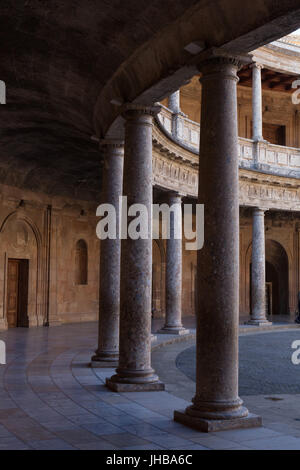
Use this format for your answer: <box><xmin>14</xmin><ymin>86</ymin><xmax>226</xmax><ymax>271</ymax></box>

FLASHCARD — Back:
<box><xmin>92</xmin><ymin>140</ymin><xmax>124</xmax><ymax>367</ymax></box>
<box><xmin>248</xmin><ymin>207</ymin><xmax>271</xmax><ymax>325</ymax></box>
<box><xmin>159</xmin><ymin>192</ymin><xmax>189</xmax><ymax>335</ymax></box>
<box><xmin>107</xmin><ymin>104</ymin><xmax>164</xmax><ymax>392</ymax></box>
<box><xmin>174</xmin><ymin>56</ymin><xmax>261</xmax><ymax>432</ymax></box>
<box><xmin>252</xmin><ymin>63</ymin><xmax>263</xmax><ymax>142</ymax></box>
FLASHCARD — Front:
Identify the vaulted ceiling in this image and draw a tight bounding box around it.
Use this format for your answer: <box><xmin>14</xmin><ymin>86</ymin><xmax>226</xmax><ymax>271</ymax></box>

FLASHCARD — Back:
<box><xmin>1</xmin><ymin>0</ymin><xmax>300</xmax><ymax>200</ymax></box>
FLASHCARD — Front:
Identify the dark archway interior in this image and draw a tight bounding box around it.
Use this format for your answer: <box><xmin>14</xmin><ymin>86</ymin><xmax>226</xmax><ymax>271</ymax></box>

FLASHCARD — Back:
<box><xmin>249</xmin><ymin>240</ymin><xmax>289</xmax><ymax>316</ymax></box>
<box><xmin>266</xmin><ymin>240</ymin><xmax>289</xmax><ymax>315</ymax></box>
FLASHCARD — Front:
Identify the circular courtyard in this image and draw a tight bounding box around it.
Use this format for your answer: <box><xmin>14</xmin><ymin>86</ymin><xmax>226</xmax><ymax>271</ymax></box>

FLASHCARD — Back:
<box><xmin>176</xmin><ymin>330</ymin><xmax>300</xmax><ymax>396</ymax></box>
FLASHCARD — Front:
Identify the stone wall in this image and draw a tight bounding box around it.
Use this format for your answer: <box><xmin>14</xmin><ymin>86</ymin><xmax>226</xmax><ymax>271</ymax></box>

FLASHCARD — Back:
<box><xmin>1</xmin><ymin>184</ymin><xmax>300</xmax><ymax>330</ymax></box>
<box><xmin>0</xmin><ymin>183</ymin><xmax>100</xmax><ymax>330</ymax></box>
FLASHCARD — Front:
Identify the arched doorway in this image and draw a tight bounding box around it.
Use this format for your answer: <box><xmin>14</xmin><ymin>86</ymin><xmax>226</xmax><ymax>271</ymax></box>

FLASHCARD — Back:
<box><xmin>0</xmin><ymin>212</ymin><xmax>42</xmax><ymax>329</ymax></box>
<box><xmin>265</xmin><ymin>240</ymin><xmax>289</xmax><ymax>316</ymax></box>
<box><xmin>152</xmin><ymin>240</ymin><xmax>165</xmax><ymax>318</ymax></box>
<box><xmin>247</xmin><ymin>239</ymin><xmax>289</xmax><ymax>317</ymax></box>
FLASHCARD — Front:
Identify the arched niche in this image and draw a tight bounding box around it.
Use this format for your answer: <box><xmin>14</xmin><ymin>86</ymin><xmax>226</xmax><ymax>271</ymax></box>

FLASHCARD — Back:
<box><xmin>0</xmin><ymin>212</ymin><xmax>42</xmax><ymax>328</ymax></box>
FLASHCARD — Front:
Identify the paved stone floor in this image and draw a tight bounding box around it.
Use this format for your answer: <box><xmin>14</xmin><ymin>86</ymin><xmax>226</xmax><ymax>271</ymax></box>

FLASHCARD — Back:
<box><xmin>1</xmin><ymin>322</ymin><xmax>300</xmax><ymax>449</ymax></box>
<box><xmin>176</xmin><ymin>330</ymin><xmax>300</xmax><ymax>395</ymax></box>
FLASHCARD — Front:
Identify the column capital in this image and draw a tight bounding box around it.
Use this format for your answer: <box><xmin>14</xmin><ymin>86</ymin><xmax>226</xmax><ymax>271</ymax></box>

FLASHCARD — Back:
<box><xmin>197</xmin><ymin>55</ymin><xmax>243</xmax><ymax>83</ymax></box>
<box><xmin>250</xmin><ymin>62</ymin><xmax>264</xmax><ymax>70</ymax></box>
<box><xmin>122</xmin><ymin>103</ymin><xmax>161</xmax><ymax>120</ymax></box>
<box><xmin>253</xmin><ymin>207</ymin><xmax>268</xmax><ymax>215</ymax></box>
<box><xmin>166</xmin><ymin>190</ymin><xmax>186</xmax><ymax>201</ymax></box>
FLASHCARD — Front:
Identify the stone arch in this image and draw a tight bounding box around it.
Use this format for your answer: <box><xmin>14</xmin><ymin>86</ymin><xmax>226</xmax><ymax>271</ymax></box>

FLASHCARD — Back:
<box><xmin>0</xmin><ymin>211</ymin><xmax>42</xmax><ymax>248</ymax></box>
<box><xmin>265</xmin><ymin>239</ymin><xmax>289</xmax><ymax>315</ymax></box>
<box><xmin>0</xmin><ymin>211</ymin><xmax>43</xmax><ymax>328</ymax></box>
<box><xmin>245</xmin><ymin>238</ymin><xmax>290</xmax><ymax>317</ymax></box>
<box><xmin>152</xmin><ymin>239</ymin><xmax>165</xmax><ymax>318</ymax></box>
<box><xmin>75</xmin><ymin>239</ymin><xmax>88</xmax><ymax>285</ymax></box>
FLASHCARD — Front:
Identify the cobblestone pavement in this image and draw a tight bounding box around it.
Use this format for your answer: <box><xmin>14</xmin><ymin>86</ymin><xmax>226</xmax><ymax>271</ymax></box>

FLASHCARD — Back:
<box><xmin>176</xmin><ymin>330</ymin><xmax>300</xmax><ymax>395</ymax></box>
<box><xmin>1</xmin><ymin>323</ymin><xmax>300</xmax><ymax>449</ymax></box>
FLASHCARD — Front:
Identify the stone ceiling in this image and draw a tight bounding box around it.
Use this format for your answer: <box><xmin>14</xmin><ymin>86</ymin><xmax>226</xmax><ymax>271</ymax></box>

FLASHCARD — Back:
<box><xmin>1</xmin><ymin>1</ymin><xmax>300</xmax><ymax>200</ymax></box>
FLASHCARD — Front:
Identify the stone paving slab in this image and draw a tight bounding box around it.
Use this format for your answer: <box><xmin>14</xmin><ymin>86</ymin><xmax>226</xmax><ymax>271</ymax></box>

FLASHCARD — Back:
<box><xmin>0</xmin><ymin>321</ymin><xmax>300</xmax><ymax>449</ymax></box>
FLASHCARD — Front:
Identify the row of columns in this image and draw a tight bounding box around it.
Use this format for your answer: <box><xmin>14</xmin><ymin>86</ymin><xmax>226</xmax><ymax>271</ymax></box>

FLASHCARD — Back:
<box><xmin>92</xmin><ymin>149</ymin><xmax>187</xmax><ymax>370</ymax></box>
<box><xmin>92</xmin><ymin>55</ymin><xmax>262</xmax><ymax>431</ymax></box>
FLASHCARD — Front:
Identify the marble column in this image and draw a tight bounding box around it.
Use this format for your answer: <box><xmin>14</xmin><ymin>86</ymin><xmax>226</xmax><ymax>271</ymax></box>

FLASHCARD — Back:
<box><xmin>248</xmin><ymin>207</ymin><xmax>271</xmax><ymax>325</ymax></box>
<box><xmin>252</xmin><ymin>63</ymin><xmax>263</xmax><ymax>142</ymax></box>
<box><xmin>169</xmin><ymin>90</ymin><xmax>183</xmax><ymax>139</ymax></box>
<box><xmin>168</xmin><ymin>91</ymin><xmax>181</xmax><ymax>114</ymax></box>
<box><xmin>159</xmin><ymin>192</ymin><xmax>189</xmax><ymax>335</ymax></box>
<box><xmin>106</xmin><ymin>104</ymin><xmax>164</xmax><ymax>392</ymax></box>
<box><xmin>174</xmin><ymin>57</ymin><xmax>261</xmax><ymax>432</ymax></box>
<box><xmin>91</xmin><ymin>140</ymin><xmax>124</xmax><ymax>367</ymax></box>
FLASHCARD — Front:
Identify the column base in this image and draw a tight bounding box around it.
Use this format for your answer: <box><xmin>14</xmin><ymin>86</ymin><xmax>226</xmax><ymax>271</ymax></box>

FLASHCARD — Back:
<box><xmin>106</xmin><ymin>377</ymin><xmax>165</xmax><ymax>392</ymax></box>
<box><xmin>91</xmin><ymin>360</ymin><xmax>119</xmax><ymax>368</ymax></box>
<box><xmin>91</xmin><ymin>352</ymin><xmax>119</xmax><ymax>368</ymax></box>
<box><xmin>158</xmin><ymin>327</ymin><xmax>190</xmax><ymax>336</ymax></box>
<box><xmin>151</xmin><ymin>334</ymin><xmax>158</xmax><ymax>342</ymax></box>
<box><xmin>174</xmin><ymin>410</ymin><xmax>262</xmax><ymax>433</ymax></box>
<box><xmin>245</xmin><ymin>319</ymin><xmax>272</xmax><ymax>326</ymax></box>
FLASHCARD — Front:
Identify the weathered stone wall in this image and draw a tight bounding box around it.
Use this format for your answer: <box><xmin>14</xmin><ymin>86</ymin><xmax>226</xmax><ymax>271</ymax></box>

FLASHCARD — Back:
<box><xmin>1</xmin><ymin>184</ymin><xmax>300</xmax><ymax>330</ymax></box>
<box><xmin>0</xmin><ymin>183</ymin><xmax>100</xmax><ymax>330</ymax></box>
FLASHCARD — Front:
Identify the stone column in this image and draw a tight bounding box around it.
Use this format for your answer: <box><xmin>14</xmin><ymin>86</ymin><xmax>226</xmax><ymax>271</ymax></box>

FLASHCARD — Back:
<box><xmin>168</xmin><ymin>91</ymin><xmax>181</xmax><ymax>114</ymax></box>
<box><xmin>107</xmin><ymin>104</ymin><xmax>164</xmax><ymax>392</ymax></box>
<box><xmin>91</xmin><ymin>140</ymin><xmax>124</xmax><ymax>367</ymax></box>
<box><xmin>252</xmin><ymin>63</ymin><xmax>263</xmax><ymax>142</ymax></box>
<box><xmin>159</xmin><ymin>192</ymin><xmax>189</xmax><ymax>335</ymax></box>
<box><xmin>248</xmin><ymin>207</ymin><xmax>271</xmax><ymax>325</ymax></box>
<box><xmin>174</xmin><ymin>57</ymin><xmax>261</xmax><ymax>432</ymax></box>
<box><xmin>168</xmin><ymin>91</ymin><xmax>183</xmax><ymax>139</ymax></box>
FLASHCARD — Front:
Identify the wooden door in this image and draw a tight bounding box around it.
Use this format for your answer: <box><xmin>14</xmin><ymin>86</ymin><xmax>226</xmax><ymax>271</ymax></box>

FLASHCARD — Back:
<box><xmin>7</xmin><ymin>259</ymin><xmax>19</xmax><ymax>328</ymax></box>
<box><xmin>6</xmin><ymin>259</ymin><xmax>29</xmax><ymax>328</ymax></box>
<box><xmin>18</xmin><ymin>260</ymin><xmax>29</xmax><ymax>327</ymax></box>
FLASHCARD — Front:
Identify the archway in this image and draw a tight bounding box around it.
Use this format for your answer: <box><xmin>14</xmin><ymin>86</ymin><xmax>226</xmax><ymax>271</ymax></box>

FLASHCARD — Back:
<box><xmin>152</xmin><ymin>240</ymin><xmax>165</xmax><ymax>318</ymax></box>
<box><xmin>0</xmin><ymin>212</ymin><xmax>42</xmax><ymax>329</ymax></box>
<box><xmin>265</xmin><ymin>240</ymin><xmax>289</xmax><ymax>316</ymax></box>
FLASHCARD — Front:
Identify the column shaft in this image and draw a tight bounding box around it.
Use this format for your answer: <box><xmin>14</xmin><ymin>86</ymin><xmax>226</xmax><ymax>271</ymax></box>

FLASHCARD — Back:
<box><xmin>92</xmin><ymin>140</ymin><xmax>124</xmax><ymax>366</ymax></box>
<box><xmin>249</xmin><ymin>208</ymin><xmax>270</xmax><ymax>325</ymax></box>
<box><xmin>168</xmin><ymin>91</ymin><xmax>181</xmax><ymax>114</ymax></box>
<box><xmin>175</xmin><ymin>57</ymin><xmax>261</xmax><ymax>432</ymax></box>
<box><xmin>252</xmin><ymin>64</ymin><xmax>263</xmax><ymax>141</ymax></box>
<box><xmin>159</xmin><ymin>193</ymin><xmax>188</xmax><ymax>335</ymax></box>
<box><xmin>107</xmin><ymin>104</ymin><xmax>164</xmax><ymax>392</ymax></box>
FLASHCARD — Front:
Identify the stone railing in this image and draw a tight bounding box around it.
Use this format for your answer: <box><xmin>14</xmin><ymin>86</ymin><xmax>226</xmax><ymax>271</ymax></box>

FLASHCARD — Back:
<box><xmin>154</xmin><ymin>105</ymin><xmax>300</xmax><ymax>212</ymax></box>
<box><xmin>158</xmin><ymin>104</ymin><xmax>300</xmax><ymax>179</ymax></box>
<box><xmin>158</xmin><ymin>105</ymin><xmax>200</xmax><ymax>151</ymax></box>
<box><xmin>254</xmin><ymin>141</ymin><xmax>300</xmax><ymax>178</ymax></box>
